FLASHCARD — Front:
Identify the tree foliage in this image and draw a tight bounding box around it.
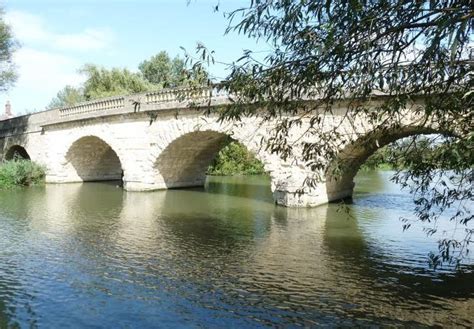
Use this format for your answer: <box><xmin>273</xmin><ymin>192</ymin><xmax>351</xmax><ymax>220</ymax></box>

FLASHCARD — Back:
<box><xmin>204</xmin><ymin>1</ymin><xmax>473</xmax><ymax>267</ymax></box>
<box><xmin>0</xmin><ymin>160</ymin><xmax>45</xmax><ymax>188</ymax></box>
<box><xmin>48</xmin><ymin>85</ymin><xmax>86</xmax><ymax>109</ymax></box>
<box><xmin>48</xmin><ymin>51</ymin><xmax>209</xmax><ymax>108</ymax></box>
<box><xmin>139</xmin><ymin>50</ymin><xmax>208</xmax><ymax>88</ymax></box>
<box><xmin>0</xmin><ymin>8</ymin><xmax>17</xmax><ymax>91</ymax></box>
<box><xmin>207</xmin><ymin>141</ymin><xmax>266</xmax><ymax>176</ymax></box>
<box><xmin>81</xmin><ymin>64</ymin><xmax>154</xmax><ymax>100</ymax></box>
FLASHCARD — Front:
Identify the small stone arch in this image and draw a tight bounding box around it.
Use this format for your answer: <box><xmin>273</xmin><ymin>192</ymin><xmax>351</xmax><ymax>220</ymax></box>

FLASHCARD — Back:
<box><xmin>5</xmin><ymin>145</ymin><xmax>31</xmax><ymax>161</ymax></box>
<box><xmin>65</xmin><ymin>135</ymin><xmax>123</xmax><ymax>182</ymax></box>
<box><xmin>325</xmin><ymin>125</ymin><xmax>450</xmax><ymax>201</ymax></box>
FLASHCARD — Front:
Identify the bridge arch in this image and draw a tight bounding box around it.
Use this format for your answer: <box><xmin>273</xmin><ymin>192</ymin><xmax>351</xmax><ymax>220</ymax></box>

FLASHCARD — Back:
<box><xmin>65</xmin><ymin>135</ymin><xmax>123</xmax><ymax>182</ymax></box>
<box><xmin>153</xmin><ymin>130</ymin><xmax>273</xmax><ymax>190</ymax></box>
<box><xmin>325</xmin><ymin>125</ymin><xmax>450</xmax><ymax>201</ymax></box>
<box><xmin>5</xmin><ymin>145</ymin><xmax>31</xmax><ymax>161</ymax></box>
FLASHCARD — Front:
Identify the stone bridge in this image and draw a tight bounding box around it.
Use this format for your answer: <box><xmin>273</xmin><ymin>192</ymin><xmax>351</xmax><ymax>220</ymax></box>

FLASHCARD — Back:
<box><xmin>0</xmin><ymin>86</ymin><xmax>440</xmax><ymax>207</ymax></box>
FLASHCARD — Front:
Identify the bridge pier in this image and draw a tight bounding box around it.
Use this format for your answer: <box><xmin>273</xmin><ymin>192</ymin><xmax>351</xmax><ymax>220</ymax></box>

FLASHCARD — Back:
<box><xmin>272</xmin><ymin>181</ymin><xmax>354</xmax><ymax>207</ymax></box>
<box><xmin>121</xmin><ymin>164</ymin><xmax>346</xmax><ymax>207</ymax></box>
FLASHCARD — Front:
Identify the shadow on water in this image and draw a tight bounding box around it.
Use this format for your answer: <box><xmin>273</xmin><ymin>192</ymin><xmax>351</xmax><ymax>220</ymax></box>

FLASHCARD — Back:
<box><xmin>325</xmin><ymin>171</ymin><xmax>474</xmax><ymax>300</ymax></box>
<box><xmin>324</xmin><ymin>202</ymin><xmax>474</xmax><ymax>289</ymax></box>
<box><xmin>200</xmin><ymin>175</ymin><xmax>274</xmax><ymax>203</ymax></box>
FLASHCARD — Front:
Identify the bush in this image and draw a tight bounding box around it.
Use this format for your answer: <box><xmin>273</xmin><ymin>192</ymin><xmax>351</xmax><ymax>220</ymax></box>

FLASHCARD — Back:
<box><xmin>207</xmin><ymin>142</ymin><xmax>266</xmax><ymax>176</ymax></box>
<box><xmin>0</xmin><ymin>160</ymin><xmax>46</xmax><ymax>188</ymax></box>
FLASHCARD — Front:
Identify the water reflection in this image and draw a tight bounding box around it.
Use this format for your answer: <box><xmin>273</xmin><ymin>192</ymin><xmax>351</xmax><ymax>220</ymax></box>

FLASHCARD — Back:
<box><xmin>0</xmin><ymin>173</ymin><xmax>472</xmax><ymax>327</ymax></box>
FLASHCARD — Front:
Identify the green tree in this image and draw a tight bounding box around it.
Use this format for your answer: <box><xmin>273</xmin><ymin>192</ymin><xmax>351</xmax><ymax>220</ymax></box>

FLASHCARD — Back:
<box><xmin>81</xmin><ymin>64</ymin><xmax>154</xmax><ymax>100</ymax></box>
<box><xmin>0</xmin><ymin>8</ymin><xmax>17</xmax><ymax>91</ymax></box>
<box><xmin>207</xmin><ymin>141</ymin><xmax>265</xmax><ymax>176</ymax></box>
<box><xmin>48</xmin><ymin>52</ymin><xmax>209</xmax><ymax>107</ymax></box>
<box><xmin>139</xmin><ymin>51</ymin><xmax>208</xmax><ymax>88</ymax></box>
<box><xmin>205</xmin><ymin>1</ymin><xmax>473</xmax><ymax>267</ymax></box>
<box><xmin>48</xmin><ymin>85</ymin><xmax>86</xmax><ymax>109</ymax></box>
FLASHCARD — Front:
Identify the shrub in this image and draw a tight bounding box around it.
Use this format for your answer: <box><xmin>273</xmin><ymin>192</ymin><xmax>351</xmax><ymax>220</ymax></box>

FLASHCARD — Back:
<box><xmin>0</xmin><ymin>160</ymin><xmax>46</xmax><ymax>188</ymax></box>
<box><xmin>207</xmin><ymin>142</ymin><xmax>266</xmax><ymax>176</ymax></box>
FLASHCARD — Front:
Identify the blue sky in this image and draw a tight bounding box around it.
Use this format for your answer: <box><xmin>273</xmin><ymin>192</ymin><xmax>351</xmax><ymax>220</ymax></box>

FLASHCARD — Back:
<box><xmin>2</xmin><ymin>0</ymin><xmax>267</xmax><ymax>114</ymax></box>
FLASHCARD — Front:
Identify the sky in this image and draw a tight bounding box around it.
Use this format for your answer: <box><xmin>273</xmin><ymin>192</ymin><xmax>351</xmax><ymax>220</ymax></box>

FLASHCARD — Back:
<box><xmin>1</xmin><ymin>0</ymin><xmax>267</xmax><ymax>114</ymax></box>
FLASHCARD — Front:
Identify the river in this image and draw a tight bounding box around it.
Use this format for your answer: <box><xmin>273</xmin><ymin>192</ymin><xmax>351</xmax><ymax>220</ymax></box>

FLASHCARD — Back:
<box><xmin>0</xmin><ymin>171</ymin><xmax>472</xmax><ymax>328</ymax></box>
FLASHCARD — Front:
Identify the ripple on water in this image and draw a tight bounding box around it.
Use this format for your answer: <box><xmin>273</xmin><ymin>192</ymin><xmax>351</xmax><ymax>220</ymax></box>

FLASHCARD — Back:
<box><xmin>0</xmin><ymin>176</ymin><xmax>472</xmax><ymax>327</ymax></box>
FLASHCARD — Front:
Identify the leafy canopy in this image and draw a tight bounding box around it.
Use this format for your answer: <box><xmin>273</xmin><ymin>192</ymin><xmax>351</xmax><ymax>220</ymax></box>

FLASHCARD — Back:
<box><xmin>49</xmin><ymin>51</ymin><xmax>209</xmax><ymax>108</ymax></box>
<box><xmin>80</xmin><ymin>64</ymin><xmax>153</xmax><ymax>100</ymax></box>
<box><xmin>48</xmin><ymin>85</ymin><xmax>86</xmax><ymax>109</ymax></box>
<box><xmin>139</xmin><ymin>50</ymin><xmax>207</xmax><ymax>88</ymax></box>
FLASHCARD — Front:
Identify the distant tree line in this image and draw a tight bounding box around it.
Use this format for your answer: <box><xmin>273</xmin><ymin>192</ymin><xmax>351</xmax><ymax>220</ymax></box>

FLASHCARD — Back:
<box><xmin>48</xmin><ymin>51</ymin><xmax>208</xmax><ymax>109</ymax></box>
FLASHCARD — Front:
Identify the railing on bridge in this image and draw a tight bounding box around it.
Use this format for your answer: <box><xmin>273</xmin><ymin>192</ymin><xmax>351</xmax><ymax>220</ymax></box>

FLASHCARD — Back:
<box><xmin>58</xmin><ymin>86</ymin><xmax>229</xmax><ymax>119</ymax></box>
<box><xmin>146</xmin><ymin>86</ymin><xmax>228</xmax><ymax>104</ymax></box>
<box><xmin>59</xmin><ymin>96</ymin><xmax>125</xmax><ymax>118</ymax></box>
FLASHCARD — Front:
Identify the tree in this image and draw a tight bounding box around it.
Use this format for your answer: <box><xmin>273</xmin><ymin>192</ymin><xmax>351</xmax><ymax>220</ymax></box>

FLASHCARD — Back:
<box><xmin>48</xmin><ymin>52</ymin><xmax>209</xmax><ymax>107</ymax></box>
<box><xmin>80</xmin><ymin>64</ymin><xmax>154</xmax><ymax>100</ymax></box>
<box><xmin>139</xmin><ymin>51</ymin><xmax>208</xmax><ymax>88</ymax></box>
<box><xmin>139</xmin><ymin>51</ymin><xmax>179</xmax><ymax>87</ymax></box>
<box><xmin>0</xmin><ymin>8</ymin><xmax>17</xmax><ymax>91</ymax></box>
<box><xmin>48</xmin><ymin>85</ymin><xmax>86</xmax><ymax>109</ymax></box>
<box><xmin>204</xmin><ymin>1</ymin><xmax>472</xmax><ymax>267</ymax></box>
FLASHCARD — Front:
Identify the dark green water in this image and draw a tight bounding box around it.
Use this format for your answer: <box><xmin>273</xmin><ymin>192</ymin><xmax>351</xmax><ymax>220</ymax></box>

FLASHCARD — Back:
<box><xmin>0</xmin><ymin>171</ymin><xmax>472</xmax><ymax>328</ymax></box>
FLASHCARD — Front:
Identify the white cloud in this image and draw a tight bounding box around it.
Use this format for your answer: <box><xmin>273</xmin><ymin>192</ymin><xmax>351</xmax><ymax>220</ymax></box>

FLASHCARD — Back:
<box><xmin>5</xmin><ymin>10</ymin><xmax>114</xmax><ymax>52</ymax></box>
<box><xmin>14</xmin><ymin>48</ymin><xmax>84</xmax><ymax>90</ymax></box>
<box><xmin>54</xmin><ymin>28</ymin><xmax>114</xmax><ymax>51</ymax></box>
<box><xmin>3</xmin><ymin>48</ymin><xmax>86</xmax><ymax>113</ymax></box>
<box><xmin>5</xmin><ymin>11</ymin><xmax>48</xmax><ymax>44</ymax></box>
<box><xmin>0</xmin><ymin>10</ymin><xmax>115</xmax><ymax>112</ymax></box>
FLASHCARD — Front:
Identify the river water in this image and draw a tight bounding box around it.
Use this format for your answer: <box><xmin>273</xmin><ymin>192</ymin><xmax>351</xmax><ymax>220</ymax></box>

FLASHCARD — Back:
<box><xmin>0</xmin><ymin>171</ymin><xmax>472</xmax><ymax>328</ymax></box>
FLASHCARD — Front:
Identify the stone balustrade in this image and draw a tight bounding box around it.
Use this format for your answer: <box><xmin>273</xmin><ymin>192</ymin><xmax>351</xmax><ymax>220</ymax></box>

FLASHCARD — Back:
<box><xmin>59</xmin><ymin>96</ymin><xmax>125</xmax><ymax>118</ymax></box>
<box><xmin>57</xmin><ymin>86</ymin><xmax>230</xmax><ymax>119</ymax></box>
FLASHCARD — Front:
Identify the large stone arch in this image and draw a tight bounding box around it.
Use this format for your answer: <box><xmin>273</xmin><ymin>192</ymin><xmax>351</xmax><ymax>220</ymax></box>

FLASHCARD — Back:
<box><xmin>152</xmin><ymin>129</ymin><xmax>274</xmax><ymax>189</ymax></box>
<box><xmin>325</xmin><ymin>125</ymin><xmax>450</xmax><ymax>202</ymax></box>
<box><xmin>154</xmin><ymin>131</ymin><xmax>229</xmax><ymax>188</ymax></box>
<box><xmin>63</xmin><ymin>135</ymin><xmax>123</xmax><ymax>182</ymax></box>
<box><xmin>116</xmin><ymin>114</ymin><xmax>296</xmax><ymax>205</ymax></box>
<box><xmin>4</xmin><ymin>145</ymin><xmax>31</xmax><ymax>161</ymax></box>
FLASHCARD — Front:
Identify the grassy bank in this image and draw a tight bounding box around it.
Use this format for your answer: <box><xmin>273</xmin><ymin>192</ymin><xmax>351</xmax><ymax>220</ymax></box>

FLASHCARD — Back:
<box><xmin>207</xmin><ymin>142</ymin><xmax>266</xmax><ymax>176</ymax></box>
<box><xmin>0</xmin><ymin>160</ymin><xmax>46</xmax><ymax>188</ymax></box>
